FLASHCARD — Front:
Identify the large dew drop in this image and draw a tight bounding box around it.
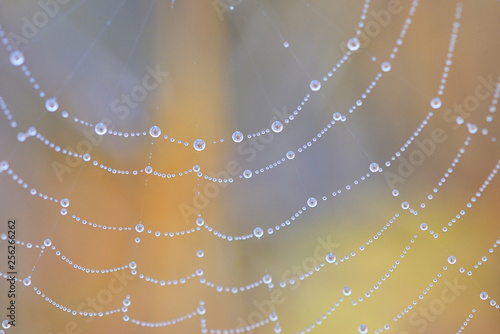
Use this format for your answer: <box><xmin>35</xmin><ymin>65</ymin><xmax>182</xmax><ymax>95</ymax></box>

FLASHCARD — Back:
<box><xmin>149</xmin><ymin>125</ymin><xmax>161</xmax><ymax>138</ymax></box>
<box><xmin>326</xmin><ymin>253</ymin><xmax>336</xmax><ymax>263</ymax></box>
<box><xmin>9</xmin><ymin>50</ymin><xmax>25</xmax><ymax>66</ymax></box>
<box><xmin>232</xmin><ymin>131</ymin><xmax>243</xmax><ymax>143</ymax></box>
<box><xmin>193</xmin><ymin>139</ymin><xmax>206</xmax><ymax>151</ymax></box>
<box><xmin>272</xmin><ymin>121</ymin><xmax>283</xmax><ymax>133</ymax></box>
<box><xmin>381</xmin><ymin>61</ymin><xmax>391</xmax><ymax>72</ymax></box>
<box><xmin>310</xmin><ymin>80</ymin><xmax>321</xmax><ymax>92</ymax></box>
<box><xmin>253</xmin><ymin>227</ymin><xmax>264</xmax><ymax>238</ymax></box>
<box><xmin>347</xmin><ymin>37</ymin><xmax>360</xmax><ymax>51</ymax></box>
<box><xmin>95</xmin><ymin>123</ymin><xmax>107</xmax><ymax>135</ymax></box>
<box><xmin>430</xmin><ymin>97</ymin><xmax>442</xmax><ymax>109</ymax></box>
<box><xmin>369</xmin><ymin>162</ymin><xmax>380</xmax><ymax>173</ymax></box>
<box><xmin>45</xmin><ymin>97</ymin><xmax>59</xmax><ymax>112</ymax></box>
<box><xmin>307</xmin><ymin>197</ymin><xmax>317</xmax><ymax>208</ymax></box>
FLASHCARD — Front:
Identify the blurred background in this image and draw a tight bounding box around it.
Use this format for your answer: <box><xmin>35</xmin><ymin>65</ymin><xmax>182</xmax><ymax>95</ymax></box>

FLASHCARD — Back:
<box><xmin>0</xmin><ymin>0</ymin><xmax>499</xmax><ymax>333</ymax></box>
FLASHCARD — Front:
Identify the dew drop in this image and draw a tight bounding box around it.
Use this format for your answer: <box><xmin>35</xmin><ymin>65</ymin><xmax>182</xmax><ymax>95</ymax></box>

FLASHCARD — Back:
<box><xmin>44</xmin><ymin>238</ymin><xmax>52</xmax><ymax>247</ymax></box>
<box><xmin>480</xmin><ymin>291</ymin><xmax>488</xmax><ymax>300</ymax></box>
<box><xmin>392</xmin><ymin>189</ymin><xmax>399</xmax><ymax>197</ymax></box>
<box><xmin>369</xmin><ymin>162</ymin><xmax>380</xmax><ymax>173</ymax></box>
<box><xmin>193</xmin><ymin>139</ymin><xmax>206</xmax><ymax>151</ymax></box>
<box><xmin>307</xmin><ymin>197</ymin><xmax>317</xmax><ymax>208</ymax></box>
<box><xmin>286</xmin><ymin>151</ymin><xmax>295</xmax><ymax>160</ymax></box>
<box><xmin>283</xmin><ymin>41</ymin><xmax>289</xmax><ymax>48</ymax></box>
<box><xmin>95</xmin><ymin>123</ymin><xmax>107</xmax><ymax>135</ymax></box>
<box><xmin>45</xmin><ymin>97</ymin><xmax>59</xmax><ymax>112</ymax></box>
<box><xmin>149</xmin><ymin>125</ymin><xmax>161</xmax><ymax>138</ymax></box>
<box><xmin>381</xmin><ymin>61</ymin><xmax>391</xmax><ymax>72</ymax></box>
<box><xmin>17</xmin><ymin>132</ymin><xmax>26</xmax><ymax>142</ymax></box>
<box><xmin>232</xmin><ymin>131</ymin><xmax>243</xmax><ymax>143</ymax></box>
<box><xmin>253</xmin><ymin>227</ymin><xmax>264</xmax><ymax>238</ymax></box>
<box><xmin>9</xmin><ymin>50</ymin><xmax>25</xmax><ymax>66</ymax></box>
<box><xmin>243</xmin><ymin>169</ymin><xmax>252</xmax><ymax>179</ymax></box>
<box><xmin>430</xmin><ymin>97</ymin><xmax>442</xmax><ymax>109</ymax></box>
<box><xmin>310</xmin><ymin>80</ymin><xmax>321</xmax><ymax>91</ymax></box>
<box><xmin>358</xmin><ymin>324</ymin><xmax>368</xmax><ymax>334</ymax></box>
<box><xmin>197</xmin><ymin>306</ymin><xmax>206</xmax><ymax>315</ymax></box>
<box><xmin>467</xmin><ymin>123</ymin><xmax>478</xmax><ymax>134</ymax></box>
<box><xmin>447</xmin><ymin>255</ymin><xmax>456</xmax><ymax>264</ymax></box>
<box><xmin>456</xmin><ymin>116</ymin><xmax>464</xmax><ymax>125</ymax></box>
<box><xmin>263</xmin><ymin>274</ymin><xmax>272</xmax><ymax>284</ymax></box>
<box><xmin>326</xmin><ymin>253</ymin><xmax>336</xmax><ymax>264</ymax></box>
<box><xmin>83</xmin><ymin>153</ymin><xmax>91</xmax><ymax>162</ymax></box>
<box><xmin>274</xmin><ymin>324</ymin><xmax>282</xmax><ymax>333</ymax></box>
<box><xmin>129</xmin><ymin>261</ymin><xmax>137</xmax><ymax>269</ymax></box>
<box><xmin>401</xmin><ymin>201</ymin><xmax>409</xmax><ymax>210</ymax></box>
<box><xmin>272</xmin><ymin>121</ymin><xmax>283</xmax><ymax>133</ymax></box>
<box><xmin>333</xmin><ymin>112</ymin><xmax>342</xmax><ymax>121</ymax></box>
<box><xmin>23</xmin><ymin>277</ymin><xmax>31</xmax><ymax>286</ymax></box>
<box><xmin>196</xmin><ymin>217</ymin><xmax>205</xmax><ymax>226</ymax></box>
<box><xmin>343</xmin><ymin>287</ymin><xmax>352</xmax><ymax>296</ymax></box>
<box><xmin>420</xmin><ymin>223</ymin><xmax>428</xmax><ymax>231</ymax></box>
<box><xmin>0</xmin><ymin>161</ymin><xmax>9</xmax><ymax>171</ymax></box>
<box><xmin>347</xmin><ymin>37</ymin><xmax>360</xmax><ymax>51</ymax></box>
<box><xmin>197</xmin><ymin>250</ymin><xmax>204</xmax><ymax>258</ymax></box>
<box><xmin>135</xmin><ymin>223</ymin><xmax>144</xmax><ymax>233</ymax></box>
<box><xmin>60</xmin><ymin>198</ymin><xmax>70</xmax><ymax>208</ymax></box>
<box><xmin>145</xmin><ymin>166</ymin><xmax>152</xmax><ymax>174</ymax></box>
<box><xmin>2</xmin><ymin>320</ymin><xmax>11</xmax><ymax>329</ymax></box>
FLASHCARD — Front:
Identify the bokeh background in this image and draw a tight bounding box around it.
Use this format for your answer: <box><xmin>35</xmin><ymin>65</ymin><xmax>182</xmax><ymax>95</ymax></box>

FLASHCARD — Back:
<box><xmin>0</xmin><ymin>0</ymin><xmax>499</xmax><ymax>333</ymax></box>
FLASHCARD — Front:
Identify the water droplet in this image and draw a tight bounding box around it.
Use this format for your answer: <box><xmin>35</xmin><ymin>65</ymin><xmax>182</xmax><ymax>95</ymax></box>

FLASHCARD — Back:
<box><xmin>95</xmin><ymin>123</ymin><xmax>107</xmax><ymax>135</ymax></box>
<box><xmin>23</xmin><ymin>277</ymin><xmax>31</xmax><ymax>286</ymax></box>
<box><xmin>310</xmin><ymin>80</ymin><xmax>321</xmax><ymax>91</ymax></box>
<box><xmin>272</xmin><ymin>121</ymin><xmax>283</xmax><ymax>133</ymax></box>
<box><xmin>358</xmin><ymin>324</ymin><xmax>368</xmax><ymax>334</ymax></box>
<box><xmin>283</xmin><ymin>41</ymin><xmax>289</xmax><ymax>48</ymax></box>
<box><xmin>17</xmin><ymin>132</ymin><xmax>26</xmax><ymax>142</ymax></box>
<box><xmin>193</xmin><ymin>139</ymin><xmax>205</xmax><ymax>151</ymax></box>
<box><xmin>420</xmin><ymin>223</ymin><xmax>428</xmax><ymax>231</ymax></box>
<box><xmin>197</xmin><ymin>305</ymin><xmax>206</xmax><ymax>315</ymax></box>
<box><xmin>274</xmin><ymin>324</ymin><xmax>282</xmax><ymax>333</ymax></box>
<box><xmin>401</xmin><ymin>201</ymin><xmax>409</xmax><ymax>210</ymax></box>
<box><xmin>253</xmin><ymin>227</ymin><xmax>264</xmax><ymax>238</ymax></box>
<box><xmin>2</xmin><ymin>320</ymin><xmax>11</xmax><ymax>329</ymax></box>
<box><xmin>456</xmin><ymin>116</ymin><xmax>464</xmax><ymax>125</ymax></box>
<box><xmin>197</xmin><ymin>250</ymin><xmax>204</xmax><ymax>258</ymax></box>
<box><xmin>45</xmin><ymin>97</ymin><xmax>59</xmax><ymax>112</ymax></box>
<box><xmin>149</xmin><ymin>125</ymin><xmax>161</xmax><ymax>138</ymax></box>
<box><xmin>430</xmin><ymin>97</ymin><xmax>442</xmax><ymax>109</ymax></box>
<box><xmin>326</xmin><ymin>253</ymin><xmax>336</xmax><ymax>263</ymax></box>
<box><xmin>343</xmin><ymin>287</ymin><xmax>352</xmax><ymax>296</ymax></box>
<box><xmin>135</xmin><ymin>223</ymin><xmax>144</xmax><ymax>233</ymax></box>
<box><xmin>9</xmin><ymin>50</ymin><xmax>24</xmax><ymax>66</ymax></box>
<box><xmin>243</xmin><ymin>169</ymin><xmax>252</xmax><ymax>179</ymax></box>
<box><xmin>193</xmin><ymin>165</ymin><xmax>200</xmax><ymax>172</ymax></box>
<box><xmin>44</xmin><ymin>239</ymin><xmax>52</xmax><ymax>247</ymax></box>
<box><xmin>83</xmin><ymin>154</ymin><xmax>91</xmax><ymax>162</ymax></box>
<box><xmin>270</xmin><ymin>312</ymin><xmax>278</xmax><ymax>321</ymax></box>
<box><xmin>467</xmin><ymin>123</ymin><xmax>478</xmax><ymax>134</ymax></box>
<box><xmin>263</xmin><ymin>274</ymin><xmax>272</xmax><ymax>284</ymax></box>
<box><xmin>196</xmin><ymin>217</ymin><xmax>205</xmax><ymax>226</ymax></box>
<box><xmin>369</xmin><ymin>162</ymin><xmax>380</xmax><ymax>173</ymax></box>
<box><xmin>129</xmin><ymin>261</ymin><xmax>137</xmax><ymax>269</ymax></box>
<box><xmin>448</xmin><ymin>255</ymin><xmax>456</xmax><ymax>264</ymax></box>
<box><xmin>381</xmin><ymin>61</ymin><xmax>391</xmax><ymax>72</ymax></box>
<box><xmin>480</xmin><ymin>291</ymin><xmax>488</xmax><ymax>300</ymax></box>
<box><xmin>232</xmin><ymin>131</ymin><xmax>243</xmax><ymax>143</ymax></box>
<box><xmin>307</xmin><ymin>197</ymin><xmax>317</xmax><ymax>208</ymax></box>
<box><xmin>333</xmin><ymin>112</ymin><xmax>342</xmax><ymax>121</ymax></box>
<box><xmin>145</xmin><ymin>166</ymin><xmax>152</xmax><ymax>174</ymax></box>
<box><xmin>392</xmin><ymin>189</ymin><xmax>399</xmax><ymax>197</ymax></box>
<box><xmin>0</xmin><ymin>161</ymin><xmax>9</xmax><ymax>171</ymax></box>
<box><xmin>60</xmin><ymin>198</ymin><xmax>70</xmax><ymax>207</ymax></box>
<box><xmin>347</xmin><ymin>37</ymin><xmax>360</xmax><ymax>51</ymax></box>
<box><xmin>286</xmin><ymin>151</ymin><xmax>295</xmax><ymax>160</ymax></box>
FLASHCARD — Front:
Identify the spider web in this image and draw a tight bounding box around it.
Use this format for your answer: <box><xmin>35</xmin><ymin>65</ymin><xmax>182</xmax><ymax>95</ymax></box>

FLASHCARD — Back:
<box><xmin>0</xmin><ymin>0</ymin><xmax>500</xmax><ymax>333</ymax></box>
